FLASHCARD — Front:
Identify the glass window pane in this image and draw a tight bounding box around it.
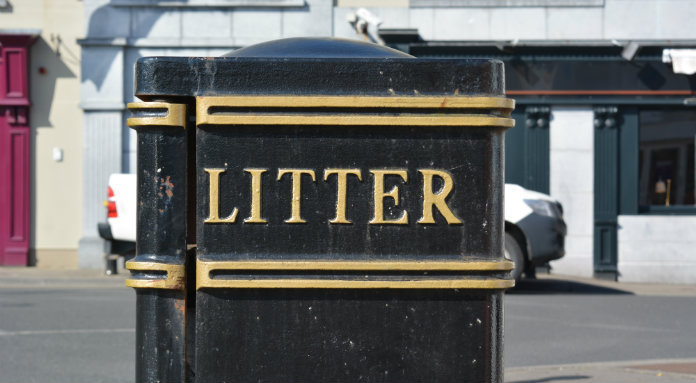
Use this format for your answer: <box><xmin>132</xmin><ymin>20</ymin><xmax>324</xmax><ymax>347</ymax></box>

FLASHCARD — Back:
<box><xmin>639</xmin><ymin>110</ymin><xmax>696</xmax><ymax>207</ymax></box>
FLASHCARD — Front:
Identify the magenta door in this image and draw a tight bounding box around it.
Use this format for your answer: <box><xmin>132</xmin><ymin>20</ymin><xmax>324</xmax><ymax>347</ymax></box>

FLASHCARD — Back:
<box><xmin>0</xmin><ymin>34</ymin><xmax>35</xmax><ymax>266</ymax></box>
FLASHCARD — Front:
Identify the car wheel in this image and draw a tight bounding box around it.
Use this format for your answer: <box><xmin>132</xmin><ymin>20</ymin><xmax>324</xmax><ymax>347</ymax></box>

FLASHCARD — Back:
<box><xmin>504</xmin><ymin>232</ymin><xmax>525</xmax><ymax>282</ymax></box>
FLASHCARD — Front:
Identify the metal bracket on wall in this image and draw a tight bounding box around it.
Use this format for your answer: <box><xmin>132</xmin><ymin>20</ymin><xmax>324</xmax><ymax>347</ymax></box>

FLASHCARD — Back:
<box><xmin>593</xmin><ymin>106</ymin><xmax>619</xmax><ymax>129</ymax></box>
<box><xmin>525</xmin><ymin>106</ymin><xmax>551</xmax><ymax>129</ymax></box>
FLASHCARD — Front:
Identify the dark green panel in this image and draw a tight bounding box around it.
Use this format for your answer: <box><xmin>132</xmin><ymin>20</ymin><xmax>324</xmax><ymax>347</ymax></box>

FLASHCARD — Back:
<box><xmin>503</xmin><ymin>106</ymin><xmax>550</xmax><ymax>194</ymax></box>
<box><xmin>593</xmin><ymin>107</ymin><xmax>619</xmax><ymax>279</ymax></box>
<box><xmin>619</xmin><ymin>107</ymin><xmax>639</xmax><ymax>215</ymax></box>
<box><xmin>523</xmin><ymin>107</ymin><xmax>550</xmax><ymax>194</ymax></box>
<box><xmin>505</xmin><ymin>108</ymin><xmax>527</xmax><ymax>186</ymax></box>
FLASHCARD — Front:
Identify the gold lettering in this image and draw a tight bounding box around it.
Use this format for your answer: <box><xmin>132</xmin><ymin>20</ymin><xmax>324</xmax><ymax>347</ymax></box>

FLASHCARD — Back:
<box><xmin>277</xmin><ymin>169</ymin><xmax>316</xmax><ymax>224</ymax></box>
<box><xmin>324</xmin><ymin>169</ymin><xmax>362</xmax><ymax>224</ymax></box>
<box><xmin>417</xmin><ymin>169</ymin><xmax>462</xmax><ymax>225</ymax></box>
<box><xmin>369</xmin><ymin>169</ymin><xmax>408</xmax><ymax>225</ymax></box>
<box><xmin>243</xmin><ymin>168</ymin><xmax>268</xmax><ymax>224</ymax></box>
<box><xmin>204</xmin><ymin>168</ymin><xmax>239</xmax><ymax>223</ymax></box>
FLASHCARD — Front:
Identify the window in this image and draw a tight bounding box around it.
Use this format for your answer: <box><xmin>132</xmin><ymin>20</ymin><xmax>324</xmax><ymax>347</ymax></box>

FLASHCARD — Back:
<box><xmin>639</xmin><ymin>110</ymin><xmax>696</xmax><ymax>208</ymax></box>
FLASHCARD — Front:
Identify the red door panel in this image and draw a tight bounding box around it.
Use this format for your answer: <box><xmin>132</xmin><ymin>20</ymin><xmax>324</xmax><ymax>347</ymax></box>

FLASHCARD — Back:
<box><xmin>0</xmin><ymin>34</ymin><xmax>35</xmax><ymax>266</ymax></box>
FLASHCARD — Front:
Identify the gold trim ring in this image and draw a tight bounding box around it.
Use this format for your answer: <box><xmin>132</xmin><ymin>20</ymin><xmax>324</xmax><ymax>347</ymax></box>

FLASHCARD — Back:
<box><xmin>196</xmin><ymin>259</ymin><xmax>514</xmax><ymax>290</ymax></box>
<box><xmin>127</xmin><ymin>102</ymin><xmax>186</xmax><ymax>129</ymax></box>
<box><xmin>196</xmin><ymin>96</ymin><xmax>514</xmax><ymax>128</ymax></box>
<box><xmin>126</xmin><ymin>261</ymin><xmax>185</xmax><ymax>290</ymax></box>
<box><xmin>198</xmin><ymin>95</ymin><xmax>515</xmax><ymax>109</ymax></box>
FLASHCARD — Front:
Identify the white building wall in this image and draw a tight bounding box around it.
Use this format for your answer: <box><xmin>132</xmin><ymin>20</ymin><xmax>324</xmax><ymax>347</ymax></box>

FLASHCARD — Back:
<box><xmin>618</xmin><ymin>216</ymin><xmax>696</xmax><ymax>284</ymax></box>
<box><xmin>548</xmin><ymin>107</ymin><xmax>594</xmax><ymax>278</ymax></box>
<box><xmin>78</xmin><ymin>0</ymin><xmax>335</xmax><ymax>268</ymax></box>
<box><xmin>333</xmin><ymin>0</ymin><xmax>696</xmax><ymax>41</ymax></box>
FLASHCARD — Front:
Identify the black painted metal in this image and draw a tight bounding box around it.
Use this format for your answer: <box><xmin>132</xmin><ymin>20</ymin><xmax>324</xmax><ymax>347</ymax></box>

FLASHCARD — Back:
<box><xmin>196</xmin><ymin>125</ymin><xmax>504</xmax><ymax>260</ymax></box>
<box><xmin>131</xmin><ymin>37</ymin><xmax>511</xmax><ymax>383</ymax></box>
<box><xmin>130</xmin><ymin>125</ymin><xmax>190</xmax><ymax>382</ymax></box>
<box><xmin>225</xmin><ymin>37</ymin><xmax>413</xmax><ymax>58</ymax></box>
<box><xmin>133</xmin><ymin>58</ymin><xmax>503</xmax><ymax>99</ymax></box>
<box><xmin>196</xmin><ymin>290</ymin><xmax>502</xmax><ymax>383</ymax></box>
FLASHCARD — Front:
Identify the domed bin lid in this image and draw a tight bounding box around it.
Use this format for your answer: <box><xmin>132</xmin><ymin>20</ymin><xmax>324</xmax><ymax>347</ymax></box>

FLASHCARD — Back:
<box><xmin>225</xmin><ymin>37</ymin><xmax>413</xmax><ymax>58</ymax></box>
<box><xmin>134</xmin><ymin>37</ymin><xmax>505</xmax><ymax>99</ymax></box>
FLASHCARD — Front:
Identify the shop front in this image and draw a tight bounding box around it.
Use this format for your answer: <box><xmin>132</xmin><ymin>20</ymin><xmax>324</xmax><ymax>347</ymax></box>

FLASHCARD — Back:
<box><xmin>382</xmin><ymin>31</ymin><xmax>696</xmax><ymax>283</ymax></box>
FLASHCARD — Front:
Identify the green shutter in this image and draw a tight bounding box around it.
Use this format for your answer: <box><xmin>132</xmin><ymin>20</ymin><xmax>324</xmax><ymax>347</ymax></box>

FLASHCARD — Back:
<box><xmin>524</xmin><ymin>107</ymin><xmax>550</xmax><ymax>194</ymax></box>
<box><xmin>504</xmin><ymin>106</ymin><xmax>550</xmax><ymax>194</ymax></box>
<box><xmin>593</xmin><ymin>107</ymin><xmax>620</xmax><ymax>280</ymax></box>
<box><xmin>619</xmin><ymin>108</ymin><xmax>639</xmax><ymax>215</ymax></box>
<box><xmin>505</xmin><ymin>108</ymin><xmax>527</xmax><ymax>186</ymax></box>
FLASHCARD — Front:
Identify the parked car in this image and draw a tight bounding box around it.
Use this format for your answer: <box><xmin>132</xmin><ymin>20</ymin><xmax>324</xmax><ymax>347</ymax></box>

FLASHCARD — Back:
<box><xmin>97</xmin><ymin>174</ymin><xmax>136</xmax><ymax>274</ymax></box>
<box><xmin>98</xmin><ymin>174</ymin><xmax>566</xmax><ymax>279</ymax></box>
<box><xmin>504</xmin><ymin>184</ymin><xmax>566</xmax><ymax>281</ymax></box>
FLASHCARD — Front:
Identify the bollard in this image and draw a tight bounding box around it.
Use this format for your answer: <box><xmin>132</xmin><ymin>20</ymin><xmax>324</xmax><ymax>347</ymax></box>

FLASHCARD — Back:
<box><xmin>126</xmin><ymin>37</ymin><xmax>514</xmax><ymax>383</ymax></box>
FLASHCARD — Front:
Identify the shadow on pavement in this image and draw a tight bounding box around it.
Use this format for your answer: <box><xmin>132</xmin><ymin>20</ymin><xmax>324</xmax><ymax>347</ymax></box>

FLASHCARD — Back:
<box><xmin>507</xmin><ymin>375</ymin><xmax>592</xmax><ymax>383</ymax></box>
<box><xmin>508</xmin><ymin>277</ymin><xmax>633</xmax><ymax>295</ymax></box>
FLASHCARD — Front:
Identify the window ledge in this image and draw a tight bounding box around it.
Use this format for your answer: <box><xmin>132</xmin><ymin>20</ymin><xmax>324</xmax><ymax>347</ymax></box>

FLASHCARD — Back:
<box><xmin>109</xmin><ymin>0</ymin><xmax>304</xmax><ymax>7</ymax></box>
<box><xmin>639</xmin><ymin>206</ymin><xmax>696</xmax><ymax>215</ymax></box>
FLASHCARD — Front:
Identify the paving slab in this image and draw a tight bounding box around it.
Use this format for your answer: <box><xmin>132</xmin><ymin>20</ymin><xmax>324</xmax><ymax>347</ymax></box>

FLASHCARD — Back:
<box><xmin>520</xmin><ymin>273</ymin><xmax>696</xmax><ymax>297</ymax></box>
<box><xmin>0</xmin><ymin>266</ymin><xmax>127</xmax><ymax>288</ymax></box>
<box><xmin>507</xmin><ymin>359</ymin><xmax>696</xmax><ymax>383</ymax></box>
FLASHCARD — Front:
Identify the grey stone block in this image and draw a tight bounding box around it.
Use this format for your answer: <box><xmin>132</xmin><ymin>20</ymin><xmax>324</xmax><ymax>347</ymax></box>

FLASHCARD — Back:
<box><xmin>84</xmin><ymin>3</ymin><xmax>130</xmax><ymax>38</ymax></box>
<box><xmin>282</xmin><ymin>2</ymin><xmax>333</xmax><ymax>38</ymax></box>
<box><xmin>182</xmin><ymin>9</ymin><xmax>232</xmax><ymax>38</ymax></box>
<box><xmin>131</xmin><ymin>8</ymin><xmax>182</xmax><ymax>38</ymax></box>
<box><xmin>433</xmin><ymin>8</ymin><xmax>491</xmax><ymax>40</ymax></box>
<box><xmin>547</xmin><ymin>7</ymin><xmax>603</xmax><ymax>39</ymax></box>
<box><xmin>232</xmin><ymin>9</ymin><xmax>282</xmax><ymax>45</ymax></box>
<box><xmin>604</xmin><ymin>0</ymin><xmax>657</xmax><ymax>39</ymax></box>
<box><xmin>78</xmin><ymin>237</ymin><xmax>106</xmax><ymax>269</ymax></box>
<box><xmin>489</xmin><ymin>7</ymin><xmax>546</xmax><ymax>40</ymax></box>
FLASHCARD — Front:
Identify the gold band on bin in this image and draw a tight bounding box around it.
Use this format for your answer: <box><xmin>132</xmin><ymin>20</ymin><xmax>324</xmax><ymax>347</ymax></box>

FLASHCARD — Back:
<box><xmin>196</xmin><ymin>259</ymin><xmax>515</xmax><ymax>290</ymax></box>
<box><xmin>127</xmin><ymin>102</ymin><xmax>187</xmax><ymax>128</ymax></box>
<box><xmin>196</xmin><ymin>96</ymin><xmax>515</xmax><ymax>127</ymax></box>
<box><xmin>126</xmin><ymin>261</ymin><xmax>186</xmax><ymax>290</ymax></box>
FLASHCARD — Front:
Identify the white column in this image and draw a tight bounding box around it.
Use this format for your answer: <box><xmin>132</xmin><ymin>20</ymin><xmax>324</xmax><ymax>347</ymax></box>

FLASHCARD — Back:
<box><xmin>549</xmin><ymin>106</ymin><xmax>595</xmax><ymax>277</ymax></box>
<box><xmin>78</xmin><ymin>45</ymin><xmax>125</xmax><ymax>269</ymax></box>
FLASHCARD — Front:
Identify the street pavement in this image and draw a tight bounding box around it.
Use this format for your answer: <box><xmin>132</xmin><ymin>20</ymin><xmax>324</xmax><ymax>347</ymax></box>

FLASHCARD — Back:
<box><xmin>507</xmin><ymin>359</ymin><xmax>696</xmax><ymax>383</ymax></box>
<box><xmin>0</xmin><ymin>266</ymin><xmax>695</xmax><ymax>382</ymax></box>
<box><xmin>505</xmin><ymin>275</ymin><xmax>696</xmax><ymax>382</ymax></box>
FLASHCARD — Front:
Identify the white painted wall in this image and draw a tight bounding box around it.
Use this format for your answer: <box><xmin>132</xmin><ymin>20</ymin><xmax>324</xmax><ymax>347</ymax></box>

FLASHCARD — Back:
<box><xmin>333</xmin><ymin>0</ymin><xmax>696</xmax><ymax>41</ymax></box>
<box><xmin>78</xmin><ymin>0</ymin><xmax>336</xmax><ymax>267</ymax></box>
<box><xmin>548</xmin><ymin>107</ymin><xmax>594</xmax><ymax>277</ymax></box>
<box><xmin>618</xmin><ymin>216</ymin><xmax>696</xmax><ymax>284</ymax></box>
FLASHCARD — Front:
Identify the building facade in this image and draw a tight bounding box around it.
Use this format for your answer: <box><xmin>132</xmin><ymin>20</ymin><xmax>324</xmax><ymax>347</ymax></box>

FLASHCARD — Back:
<box><xmin>77</xmin><ymin>0</ymin><xmax>696</xmax><ymax>283</ymax></box>
<box><xmin>0</xmin><ymin>0</ymin><xmax>83</xmax><ymax>268</ymax></box>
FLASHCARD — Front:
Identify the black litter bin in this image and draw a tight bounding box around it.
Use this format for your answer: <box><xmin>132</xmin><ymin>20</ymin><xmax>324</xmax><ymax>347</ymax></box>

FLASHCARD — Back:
<box><xmin>126</xmin><ymin>37</ymin><xmax>515</xmax><ymax>383</ymax></box>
